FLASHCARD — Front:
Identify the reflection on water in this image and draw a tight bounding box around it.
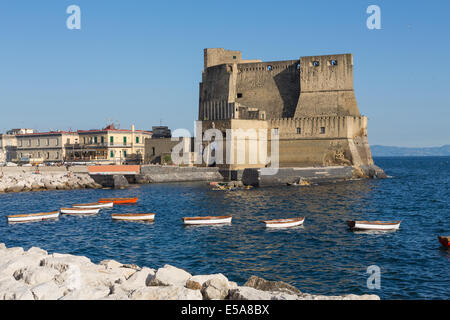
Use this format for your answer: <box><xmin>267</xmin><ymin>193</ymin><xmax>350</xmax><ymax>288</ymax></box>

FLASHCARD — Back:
<box><xmin>0</xmin><ymin>157</ymin><xmax>449</xmax><ymax>299</ymax></box>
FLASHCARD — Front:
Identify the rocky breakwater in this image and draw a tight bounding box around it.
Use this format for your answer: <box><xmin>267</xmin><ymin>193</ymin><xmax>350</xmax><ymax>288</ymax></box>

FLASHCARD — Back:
<box><xmin>0</xmin><ymin>171</ymin><xmax>102</xmax><ymax>193</ymax></box>
<box><xmin>0</xmin><ymin>244</ymin><xmax>380</xmax><ymax>300</ymax></box>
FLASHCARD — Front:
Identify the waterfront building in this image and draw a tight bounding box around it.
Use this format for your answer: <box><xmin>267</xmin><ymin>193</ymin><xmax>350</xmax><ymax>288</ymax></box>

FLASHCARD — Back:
<box><xmin>15</xmin><ymin>131</ymin><xmax>78</xmax><ymax>163</ymax></box>
<box><xmin>65</xmin><ymin>124</ymin><xmax>152</xmax><ymax>164</ymax></box>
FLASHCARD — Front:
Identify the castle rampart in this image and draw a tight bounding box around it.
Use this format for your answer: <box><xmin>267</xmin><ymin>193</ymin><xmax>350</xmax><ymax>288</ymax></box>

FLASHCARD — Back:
<box><xmin>197</xmin><ymin>49</ymin><xmax>381</xmax><ymax>177</ymax></box>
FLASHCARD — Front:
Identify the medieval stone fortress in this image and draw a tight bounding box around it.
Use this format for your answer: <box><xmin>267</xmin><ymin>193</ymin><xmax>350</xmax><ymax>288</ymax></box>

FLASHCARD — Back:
<box><xmin>196</xmin><ymin>48</ymin><xmax>385</xmax><ymax>182</ymax></box>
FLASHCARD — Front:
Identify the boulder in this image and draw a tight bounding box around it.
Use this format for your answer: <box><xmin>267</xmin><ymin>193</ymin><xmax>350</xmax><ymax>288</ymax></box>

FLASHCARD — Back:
<box><xmin>148</xmin><ymin>265</ymin><xmax>192</xmax><ymax>287</ymax></box>
<box><xmin>31</xmin><ymin>281</ymin><xmax>65</xmax><ymax>300</ymax></box>
<box><xmin>13</xmin><ymin>266</ymin><xmax>59</xmax><ymax>286</ymax></box>
<box><xmin>129</xmin><ymin>286</ymin><xmax>202</xmax><ymax>300</ymax></box>
<box><xmin>226</xmin><ymin>287</ymin><xmax>299</xmax><ymax>300</ymax></box>
<box><xmin>185</xmin><ymin>280</ymin><xmax>202</xmax><ymax>291</ymax></box>
<box><xmin>187</xmin><ymin>273</ymin><xmax>229</xmax><ymax>288</ymax></box>
<box><xmin>59</xmin><ymin>286</ymin><xmax>111</xmax><ymax>300</ymax></box>
<box><xmin>244</xmin><ymin>276</ymin><xmax>302</xmax><ymax>296</ymax></box>
<box><xmin>201</xmin><ymin>277</ymin><xmax>232</xmax><ymax>300</ymax></box>
<box><xmin>123</xmin><ymin>267</ymin><xmax>155</xmax><ymax>287</ymax></box>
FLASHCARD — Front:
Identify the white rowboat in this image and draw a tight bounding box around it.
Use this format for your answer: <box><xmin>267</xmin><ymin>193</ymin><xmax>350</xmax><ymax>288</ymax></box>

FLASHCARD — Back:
<box><xmin>263</xmin><ymin>217</ymin><xmax>305</xmax><ymax>228</ymax></box>
<box><xmin>60</xmin><ymin>208</ymin><xmax>100</xmax><ymax>215</ymax></box>
<box><xmin>347</xmin><ymin>220</ymin><xmax>401</xmax><ymax>231</ymax></box>
<box><xmin>111</xmin><ymin>213</ymin><xmax>155</xmax><ymax>221</ymax></box>
<box><xmin>182</xmin><ymin>215</ymin><xmax>232</xmax><ymax>225</ymax></box>
<box><xmin>72</xmin><ymin>202</ymin><xmax>114</xmax><ymax>209</ymax></box>
<box><xmin>7</xmin><ymin>211</ymin><xmax>60</xmax><ymax>223</ymax></box>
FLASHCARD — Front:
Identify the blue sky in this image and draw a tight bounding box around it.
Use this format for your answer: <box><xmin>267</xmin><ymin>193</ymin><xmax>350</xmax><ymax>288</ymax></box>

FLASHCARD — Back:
<box><xmin>0</xmin><ymin>0</ymin><xmax>449</xmax><ymax>147</ymax></box>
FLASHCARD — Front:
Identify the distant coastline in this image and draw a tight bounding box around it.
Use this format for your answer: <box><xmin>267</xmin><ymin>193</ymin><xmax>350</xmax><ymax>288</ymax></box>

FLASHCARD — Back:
<box><xmin>371</xmin><ymin>145</ymin><xmax>450</xmax><ymax>157</ymax></box>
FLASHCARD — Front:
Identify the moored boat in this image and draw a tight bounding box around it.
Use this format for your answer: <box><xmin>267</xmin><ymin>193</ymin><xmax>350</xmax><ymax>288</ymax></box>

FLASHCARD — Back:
<box><xmin>7</xmin><ymin>211</ymin><xmax>60</xmax><ymax>223</ymax></box>
<box><xmin>438</xmin><ymin>236</ymin><xmax>449</xmax><ymax>248</ymax></box>
<box><xmin>347</xmin><ymin>220</ymin><xmax>401</xmax><ymax>231</ymax></box>
<box><xmin>98</xmin><ymin>197</ymin><xmax>138</xmax><ymax>204</ymax></box>
<box><xmin>262</xmin><ymin>217</ymin><xmax>305</xmax><ymax>228</ymax></box>
<box><xmin>72</xmin><ymin>202</ymin><xmax>114</xmax><ymax>209</ymax></box>
<box><xmin>111</xmin><ymin>213</ymin><xmax>155</xmax><ymax>221</ymax></box>
<box><xmin>182</xmin><ymin>215</ymin><xmax>232</xmax><ymax>225</ymax></box>
<box><xmin>60</xmin><ymin>208</ymin><xmax>100</xmax><ymax>215</ymax></box>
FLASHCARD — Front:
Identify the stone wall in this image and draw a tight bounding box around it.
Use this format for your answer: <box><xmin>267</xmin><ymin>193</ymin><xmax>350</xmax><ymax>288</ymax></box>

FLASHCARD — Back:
<box><xmin>295</xmin><ymin>54</ymin><xmax>359</xmax><ymax>117</ymax></box>
<box><xmin>137</xmin><ymin>165</ymin><xmax>223</xmax><ymax>183</ymax></box>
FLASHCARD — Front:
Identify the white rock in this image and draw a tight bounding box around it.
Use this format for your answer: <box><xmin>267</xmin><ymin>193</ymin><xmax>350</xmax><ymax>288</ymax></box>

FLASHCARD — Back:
<box><xmin>148</xmin><ymin>265</ymin><xmax>192</xmax><ymax>287</ymax></box>
<box><xmin>13</xmin><ymin>266</ymin><xmax>59</xmax><ymax>286</ymax></box>
<box><xmin>59</xmin><ymin>286</ymin><xmax>111</xmax><ymax>300</ymax></box>
<box><xmin>99</xmin><ymin>259</ymin><xmax>122</xmax><ymax>270</ymax></box>
<box><xmin>122</xmin><ymin>267</ymin><xmax>155</xmax><ymax>290</ymax></box>
<box><xmin>201</xmin><ymin>277</ymin><xmax>232</xmax><ymax>300</ymax></box>
<box><xmin>40</xmin><ymin>253</ymin><xmax>94</xmax><ymax>272</ymax></box>
<box><xmin>31</xmin><ymin>281</ymin><xmax>65</xmax><ymax>300</ymax></box>
<box><xmin>188</xmin><ymin>273</ymin><xmax>229</xmax><ymax>287</ymax></box>
<box><xmin>130</xmin><ymin>286</ymin><xmax>202</xmax><ymax>300</ymax></box>
<box><xmin>227</xmin><ymin>287</ymin><xmax>300</xmax><ymax>300</ymax></box>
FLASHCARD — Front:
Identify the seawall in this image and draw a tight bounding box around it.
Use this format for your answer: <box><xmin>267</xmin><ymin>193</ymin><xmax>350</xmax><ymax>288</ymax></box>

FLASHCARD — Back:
<box><xmin>0</xmin><ymin>244</ymin><xmax>380</xmax><ymax>300</ymax></box>
<box><xmin>242</xmin><ymin>164</ymin><xmax>386</xmax><ymax>187</ymax></box>
<box><xmin>136</xmin><ymin>165</ymin><xmax>224</xmax><ymax>184</ymax></box>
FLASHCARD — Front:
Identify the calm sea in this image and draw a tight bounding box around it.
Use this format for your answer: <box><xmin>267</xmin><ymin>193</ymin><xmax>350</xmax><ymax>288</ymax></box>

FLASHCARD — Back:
<box><xmin>0</xmin><ymin>157</ymin><xmax>449</xmax><ymax>299</ymax></box>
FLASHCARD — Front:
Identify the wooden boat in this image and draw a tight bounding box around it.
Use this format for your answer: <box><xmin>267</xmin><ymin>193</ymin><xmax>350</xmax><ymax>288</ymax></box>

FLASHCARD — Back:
<box><xmin>262</xmin><ymin>217</ymin><xmax>305</xmax><ymax>228</ymax></box>
<box><xmin>347</xmin><ymin>220</ymin><xmax>401</xmax><ymax>231</ymax></box>
<box><xmin>72</xmin><ymin>202</ymin><xmax>113</xmax><ymax>209</ymax></box>
<box><xmin>98</xmin><ymin>197</ymin><xmax>138</xmax><ymax>204</ymax></box>
<box><xmin>111</xmin><ymin>213</ymin><xmax>155</xmax><ymax>221</ymax></box>
<box><xmin>7</xmin><ymin>211</ymin><xmax>60</xmax><ymax>223</ymax></box>
<box><xmin>182</xmin><ymin>215</ymin><xmax>232</xmax><ymax>225</ymax></box>
<box><xmin>60</xmin><ymin>208</ymin><xmax>100</xmax><ymax>215</ymax></box>
<box><xmin>438</xmin><ymin>236</ymin><xmax>449</xmax><ymax>248</ymax></box>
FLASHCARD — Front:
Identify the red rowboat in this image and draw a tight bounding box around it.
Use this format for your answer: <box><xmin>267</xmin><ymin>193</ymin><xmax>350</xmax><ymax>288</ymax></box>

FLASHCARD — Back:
<box><xmin>98</xmin><ymin>197</ymin><xmax>138</xmax><ymax>204</ymax></box>
<box><xmin>438</xmin><ymin>236</ymin><xmax>449</xmax><ymax>248</ymax></box>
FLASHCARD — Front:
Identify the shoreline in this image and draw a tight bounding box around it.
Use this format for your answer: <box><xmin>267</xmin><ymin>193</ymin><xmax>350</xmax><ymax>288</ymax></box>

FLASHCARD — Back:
<box><xmin>0</xmin><ymin>244</ymin><xmax>380</xmax><ymax>300</ymax></box>
<box><xmin>0</xmin><ymin>163</ymin><xmax>387</xmax><ymax>194</ymax></box>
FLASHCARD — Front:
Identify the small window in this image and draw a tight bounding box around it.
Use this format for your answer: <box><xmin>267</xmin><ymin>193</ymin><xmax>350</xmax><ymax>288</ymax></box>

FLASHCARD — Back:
<box><xmin>267</xmin><ymin>65</ymin><xmax>272</xmax><ymax>71</ymax></box>
<box><xmin>123</xmin><ymin>150</ymin><xmax>127</xmax><ymax>158</ymax></box>
<box><xmin>110</xmin><ymin>136</ymin><xmax>114</xmax><ymax>144</ymax></box>
<box><xmin>110</xmin><ymin>150</ymin><xmax>114</xmax><ymax>158</ymax></box>
<box><xmin>320</xmin><ymin>127</ymin><xmax>326</xmax><ymax>134</ymax></box>
<box><xmin>297</xmin><ymin>128</ymin><xmax>301</xmax><ymax>134</ymax></box>
<box><xmin>136</xmin><ymin>136</ymin><xmax>140</xmax><ymax>143</ymax></box>
<box><xmin>313</xmin><ymin>61</ymin><xmax>320</xmax><ymax>67</ymax></box>
<box><xmin>273</xmin><ymin>128</ymin><xmax>279</xmax><ymax>135</ymax></box>
<box><xmin>261</xmin><ymin>113</ymin><xmax>265</xmax><ymax>120</ymax></box>
<box><xmin>101</xmin><ymin>136</ymin><xmax>104</xmax><ymax>143</ymax></box>
<box><xmin>123</xmin><ymin>137</ymin><xmax>127</xmax><ymax>145</ymax></box>
<box><xmin>232</xmin><ymin>56</ymin><xmax>236</xmax><ymax>59</ymax></box>
<box><xmin>237</xmin><ymin>93</ymin><xmax>243</xmax><ymax>98</ymax></box>
<box><xmin>152</xmin><ymin>147</ymin><xmax>155</xmax><ymax>156</ymax></box>
<box><xmin>330</xmin><ymin>60</ymin><xmax>338</xmax><ymax>66</ymax></box>
<box><xmin>94</xmin><ymin>137</ymin><xmax>98</xmax><ymax>144</ymax></box>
